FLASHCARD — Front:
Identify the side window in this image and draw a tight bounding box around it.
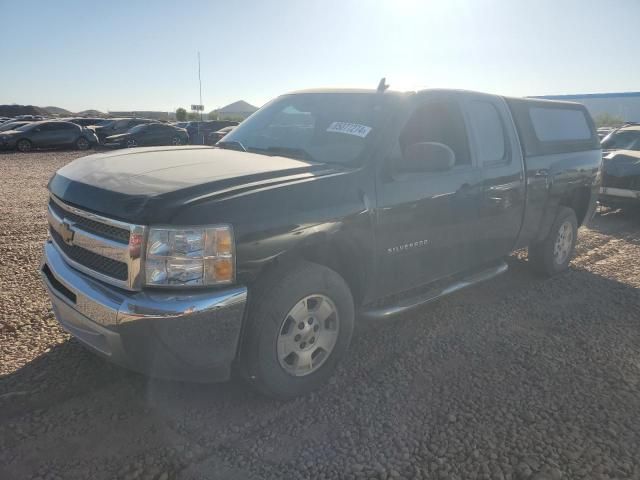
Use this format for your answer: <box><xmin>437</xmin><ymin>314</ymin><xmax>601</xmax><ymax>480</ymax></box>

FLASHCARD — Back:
<box><xmin>466</xmin><ymin>101</ymin><xmax>508</xmax><ymax>166</ymax></box>
<box><xmin>529</xmin><ymin>107</ymin><xmax>592</xmax><ymax>142</ymax></box>
<box><xmin>399</xmin><ymin>99</ymin><xmax>471</xmax><ymax>167</ymax></box>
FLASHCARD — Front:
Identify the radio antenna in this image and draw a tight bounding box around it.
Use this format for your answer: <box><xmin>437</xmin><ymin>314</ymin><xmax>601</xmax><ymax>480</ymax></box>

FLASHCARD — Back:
<box><xmin>377</xmin><ymin>77</ymin><xmax>389</xmax><ymax>93</ymax></box>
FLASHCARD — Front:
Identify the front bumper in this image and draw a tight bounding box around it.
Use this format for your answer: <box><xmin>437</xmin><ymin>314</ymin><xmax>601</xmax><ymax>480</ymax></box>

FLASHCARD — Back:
<box><xmin>0</xmin><ymin>137</ymin><xmax>17</xmax><ymax>148</ymax></box>
<box><xmin>40</xmin><ymin>240</ymin><xmax>247</xmax><ymax>382</ymax></box>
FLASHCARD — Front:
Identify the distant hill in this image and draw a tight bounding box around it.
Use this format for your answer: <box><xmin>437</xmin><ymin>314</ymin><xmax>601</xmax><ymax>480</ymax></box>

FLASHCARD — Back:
<box><xmin>43</xmin><ymin>106</ymin><xmax>73</xmax><ymax>116</ymax></box>
<box><xmin>210</xmin><ymin>100</ymin><xmax>258</xmax><ymax>120</ymax></box>
<box><xmin>0</xmin><ymin>104</ymin><xmax>49</xmax><ymax>117</ymax></box>
<box><xmin>77</xmin><ymin>109</ymin><xmax>106</xmax><ymax>117</ymax></box>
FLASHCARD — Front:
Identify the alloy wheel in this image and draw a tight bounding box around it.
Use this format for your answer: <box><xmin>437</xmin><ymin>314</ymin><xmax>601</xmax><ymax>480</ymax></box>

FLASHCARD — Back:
<box><xmin>553</xmin><ymin>220</ymin><xmax>574</xmax><ymax>265</ymax></box>
<box><xmin>17</xmin><ymin>140</ymin><xmax>31</xmax><ymax>152</ymax></box>
<box><xmin>277</xmin><ymin>294</ymin><xmax>340</xmax><ymax>376</ymax></box>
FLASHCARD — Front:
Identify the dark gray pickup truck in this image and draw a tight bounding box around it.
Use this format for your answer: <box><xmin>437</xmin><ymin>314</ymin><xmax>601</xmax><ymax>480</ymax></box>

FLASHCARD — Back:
<box><xmin>41</xmin><ymin>87</ymin><xmax>602</xmax><ymax>398</ymax></box>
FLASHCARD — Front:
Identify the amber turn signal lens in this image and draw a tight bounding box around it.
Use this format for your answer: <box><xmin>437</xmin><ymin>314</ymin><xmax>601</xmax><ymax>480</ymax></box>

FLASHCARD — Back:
<box><xmin>213</xmin><ymin>257</ymin><xmax>233</xmax><ymax>282</ymax></box>
<box><xmin>216</xmin><ymin>229</ymin><xmax>233</xmax><ymax>255</ymax></box>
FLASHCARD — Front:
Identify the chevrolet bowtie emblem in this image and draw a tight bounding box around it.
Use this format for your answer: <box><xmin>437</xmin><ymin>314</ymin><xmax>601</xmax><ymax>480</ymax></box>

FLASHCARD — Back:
<box><xmin>60</xmin><ymin>220</ymin><xmax>75</xmax><ymax>246</ymax></box>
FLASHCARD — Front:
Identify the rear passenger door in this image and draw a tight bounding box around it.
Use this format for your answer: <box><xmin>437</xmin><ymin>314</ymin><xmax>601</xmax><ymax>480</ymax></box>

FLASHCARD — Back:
<box><xmin>56</xmin><ymin>123</ymin><xmax>79</xmax><ymax>145</ymax></box>
<box><xmin>141</xmin><ymin>124</ymin><xmax>161</xmax><ymax>145</ymax></box>
<box><xmin>460</xmin><ymin>92</ymin><xmax>525</xmax><ymax>263</ymax></box>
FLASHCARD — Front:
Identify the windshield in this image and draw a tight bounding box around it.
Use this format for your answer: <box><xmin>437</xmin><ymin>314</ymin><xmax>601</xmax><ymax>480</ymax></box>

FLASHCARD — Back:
<box><xmin>16</xmin><ymin>123</ymin><xmax>36</xmax><ymax>131</ymax></box>
<box><xmin>601</xmin><ymin>130</ymin><xmax>640</xmax><ymax>151</ymax></box>
<box><xmin>0</xmin><ymin>122</ymin><xmax>26</xmax><ymax>131</ymax></box>
<box><xmin>221</xmin><ymin>93</ymin><xmax>384</xmax><ymax>165</ymax></box>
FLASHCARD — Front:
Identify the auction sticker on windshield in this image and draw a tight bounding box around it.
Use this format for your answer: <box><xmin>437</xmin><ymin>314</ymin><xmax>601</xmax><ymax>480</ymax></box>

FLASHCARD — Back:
<box><xmin>326</xmin><ymin>122</ymin><xmax>372</xmax><ymax>138</ymax></box>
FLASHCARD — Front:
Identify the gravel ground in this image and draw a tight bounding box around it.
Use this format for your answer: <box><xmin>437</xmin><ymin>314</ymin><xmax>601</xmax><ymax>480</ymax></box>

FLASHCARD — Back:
<box><xmin>1</xmin><ymin>149</ymin><xmax>640</xmax><ymax>480</ymax></box>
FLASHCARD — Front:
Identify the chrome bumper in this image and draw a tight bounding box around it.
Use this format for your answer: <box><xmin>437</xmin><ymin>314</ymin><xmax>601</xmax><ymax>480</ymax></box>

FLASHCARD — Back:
<box><xmin>41</xmin><ymin>240</ymin><xmax>248</xmax><ymax>381</ymax></box>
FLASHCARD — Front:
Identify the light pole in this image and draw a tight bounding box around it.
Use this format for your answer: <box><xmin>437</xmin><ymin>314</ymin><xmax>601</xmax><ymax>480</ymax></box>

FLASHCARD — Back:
<box><xmin>197</xmin><ymin>51</ymin><xmax>204</xmax><ymax>143</ymax></box>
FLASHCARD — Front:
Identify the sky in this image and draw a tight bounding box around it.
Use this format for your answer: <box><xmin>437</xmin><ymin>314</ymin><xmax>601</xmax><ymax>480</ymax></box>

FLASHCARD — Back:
<box><xmin>1</xmin><ymin>0</ymin><xmax>638</xmax><ymax>113</ymax></box>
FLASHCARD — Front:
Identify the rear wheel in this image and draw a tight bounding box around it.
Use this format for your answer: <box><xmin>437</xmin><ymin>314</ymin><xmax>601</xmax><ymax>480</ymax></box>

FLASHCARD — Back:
<box><xmin>528</xmin><ymin>207</ymin><xmax>578</xmax><ymax>276</ymax></box>
<box><xmin>17</xmin><ymin>139</ymin><xmax>32</xmax><ymax>152</ymax></box>
<box><xmin>76</xmin><ymin>137</ymin><xmax>90</xmax><ymax>150</ymax></box>
<box><xmin>241</xmin><ymin>261</ymin><xmax>354</xmax><ymax>399</ymax></box>
<box><xmin>125</xmin><ymin>138</ymin><xmax>137</xmax><ymax>148</ymax></box>
<box><xmin>171</xmin><ymin>136</ymin><xmax>182</xmax><ymax>146</ymax></box>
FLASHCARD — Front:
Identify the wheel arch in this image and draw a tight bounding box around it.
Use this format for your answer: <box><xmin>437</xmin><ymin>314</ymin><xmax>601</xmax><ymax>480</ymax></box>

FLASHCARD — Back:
<box><xmin>558</xmin><ymin>185</ymin><xmax>592</xmax><ymax>226</ymax></box>
<box><xmin>248</xmin><ymin>232</ymin><xmax>371</xmax><ymax>310</ymax></box>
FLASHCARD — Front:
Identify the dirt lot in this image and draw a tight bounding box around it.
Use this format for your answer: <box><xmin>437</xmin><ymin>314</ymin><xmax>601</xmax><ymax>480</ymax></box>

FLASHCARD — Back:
<box><xmin>1</xmin><ymin>149</ymin><xmax>640</xmax><ymax>480</ymax></box>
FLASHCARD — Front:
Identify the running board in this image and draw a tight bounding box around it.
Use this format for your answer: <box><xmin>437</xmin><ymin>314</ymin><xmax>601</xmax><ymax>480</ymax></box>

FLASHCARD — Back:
<box><xmin>359</xmin><ymin>260</ymin><xmax>508</xmax><ymax>320</ymax></box>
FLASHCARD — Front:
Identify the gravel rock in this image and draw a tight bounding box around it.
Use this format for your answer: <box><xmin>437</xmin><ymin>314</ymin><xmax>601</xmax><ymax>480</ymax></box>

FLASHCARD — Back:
<box><xmin>1</xmin><ymin>151</ymin><xmax>640</xmax><ymax>479</ymax></box>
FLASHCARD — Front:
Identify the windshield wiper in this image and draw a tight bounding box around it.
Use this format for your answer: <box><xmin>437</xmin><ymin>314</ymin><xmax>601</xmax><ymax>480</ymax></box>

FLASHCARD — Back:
<box><xmin>256</xmin><ymin>146</ymin><xmax>315</xmax><ymax>162</ymax></box>
<box><xmin>217</xmin><ymin>140</ymin><xmax>246</xmax><ymax>152</ymax></box>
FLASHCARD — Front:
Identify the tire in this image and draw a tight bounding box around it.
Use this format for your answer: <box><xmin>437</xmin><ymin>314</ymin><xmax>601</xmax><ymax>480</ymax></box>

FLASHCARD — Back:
<box><xmin>16</xmin><ymin>139</ymin><xmax>32</xmax><ymax>152</ymax></box>
<box><xmin>171</xmin><ymin>136</ymin><xmax>182</xmax><ymax>146</ymax></box>
<box><xmin>125</xmin><ymin>138</ymin><xmax>137</xmax><ymax>148</ymax></box>
<box><xmin>241</xmin><ymin>261</ymin><xmax>355</xmax><ymax>399</ymax></box>
<box><xmin>528</xmin><ymin>206</ymin><xmax>578</xmax><ymax>276</ymax></box>
<box><xmin>76</xmin><ymin>137</ymin><xmax>90</xmax><ymax>150</ymax></box>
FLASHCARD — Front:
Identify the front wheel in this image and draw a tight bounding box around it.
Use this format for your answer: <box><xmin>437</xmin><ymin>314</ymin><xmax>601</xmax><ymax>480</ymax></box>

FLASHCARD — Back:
<box><xmin>76</xmin><ymin>137</ymin><xmax>90</xmax><ymax>150</ymax></box>
<box><xmin>17</xmin><ymin>139</ymin><xmax>32</xmax><ymax>152</ymax></box>
<box><xmin>171</xmin><ymin>136</ymin><xmax>182</xmax><ymax>146</ymax></box>
<box><xmin>125</xmin><ymin>138</ymin><xmax>137</xmax><ymax>148</ymax></box>
<box><xmin>241</xmin><ymin>261</ymin><xmax>354</xmax><ymax>399</ymax></box>
<box><xmin>528</xmin><ymin>206</ymin><xmax>578</xmax><ymax>276</ymax></box>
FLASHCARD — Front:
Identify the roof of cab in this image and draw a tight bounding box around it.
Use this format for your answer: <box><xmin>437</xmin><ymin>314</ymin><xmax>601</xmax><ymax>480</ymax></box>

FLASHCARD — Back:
<box><xmin>285</xmin><ymin>87</ymin><xmax>410</xmax><ymax>97</ymax></box>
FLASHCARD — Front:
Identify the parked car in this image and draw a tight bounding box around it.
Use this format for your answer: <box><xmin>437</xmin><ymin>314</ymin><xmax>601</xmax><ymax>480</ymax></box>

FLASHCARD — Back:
<box><xmin>597</xmin><ymin>127</ymin><xmax>613</xmax><ymax>140</ymax></box>
<box><xmin>15</xmin><ymin>115</ymin><xmax>44</xmax><ymax>121</ymax></box>
<box><xmin>186</xmin><ymin>120</ymin><xmax>239</xmax><ymax>144</ymax></box>
<box><xmin>601</xmin><ymin>123</ymin><xmax>640</xmax><ymax>152</ymax></box>
<box><xmin>41</xmin><ymin>87</ymin><xmax>601</xmax><ymax>399</ymax></box>
<box><xmin>63</xmin><ymin>117</ymin><xmax>108</xmax><ymax>127</ymax></box>
<box><xmin>599</xmin><ymin>124</ymin><xmax>640</xmax><ymax>209</ymax></box>
<box><xmin>103</xmin><ymin>123</ymin><xmax>189</xmax><ymax>148</ymax></box>
<box><xmin>91</xmin><ymin>118</ymin><xmax>157</xmax><ymax>142</ymax></box>
<box><xmin>0</xmin><ymin>120</ymin><xmax>99</xmax><ymax>152</ymax></box>
<box><xmin>0</xmin><ymin>121</ymin><xmax>31</xmax><ymax>132</ymax></box>
<box><xmin>207</xmin><ymin>125</ymin><xmax>236</xmax><ymax>145</ymax></box>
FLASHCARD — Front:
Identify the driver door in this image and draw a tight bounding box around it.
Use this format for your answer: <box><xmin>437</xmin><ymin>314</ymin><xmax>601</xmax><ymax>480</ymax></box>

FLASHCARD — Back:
<box><xmin>30</xmin><ymin>123</ymin><xmax>57</xmax><ymax>147</ymax></box>
<box><xmin>374</xmin><ymin>93</ymin><xmax>483</xmax><ymax>297</ymax></box>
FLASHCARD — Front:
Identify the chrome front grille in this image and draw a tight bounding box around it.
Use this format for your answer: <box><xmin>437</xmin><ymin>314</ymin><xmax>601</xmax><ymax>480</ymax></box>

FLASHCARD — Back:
<box><xmin>47</xmin><ymin>195</ymin><xmax>147</xmax><ymax>290</ymax></box>
<box><xmin>49</xmin><ymin>199</ymin><xmax>130</xmax><ymax>243</ymax></box>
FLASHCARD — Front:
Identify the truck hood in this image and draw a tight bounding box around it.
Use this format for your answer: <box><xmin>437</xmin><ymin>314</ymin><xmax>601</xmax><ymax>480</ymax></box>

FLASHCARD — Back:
<box><xmin>48</xmin><ymin>146</ymin><xmax>343</xmax><ymax>222</ymax></box>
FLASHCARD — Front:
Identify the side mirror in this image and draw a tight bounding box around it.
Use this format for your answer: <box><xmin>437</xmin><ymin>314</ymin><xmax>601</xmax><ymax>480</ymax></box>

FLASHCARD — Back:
<box><xmin>402</xmin><ymin>142</ymin><xmax>455</xmax><ymax>172</ymax></box>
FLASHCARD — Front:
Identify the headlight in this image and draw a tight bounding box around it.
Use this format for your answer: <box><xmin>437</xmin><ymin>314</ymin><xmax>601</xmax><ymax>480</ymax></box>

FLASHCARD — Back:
<box><xmin>145</xmin><ymin>225</ymin><xmax>235</xmax><ymax>287</ymax></box>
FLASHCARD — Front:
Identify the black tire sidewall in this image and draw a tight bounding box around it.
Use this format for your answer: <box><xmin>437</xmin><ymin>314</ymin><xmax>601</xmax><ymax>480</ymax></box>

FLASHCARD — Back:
<box><xmin>17</xmin><ymin>139</ymin><xmax>31</xmax><ymax>152</ymax></box>
<box><xmin>535</xmin><ymin>207</ymin><xmax>578</xmax><ymax>275</ymax></box>
<box><xmin>76</xmin><ymin>137</ymin><xmax>90</xmax><ymax>150</ymax></box>
<box><xmin>243</xmin><ymin>262</ymin><xmax>354</xmax><ymax>399</ymax></box>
